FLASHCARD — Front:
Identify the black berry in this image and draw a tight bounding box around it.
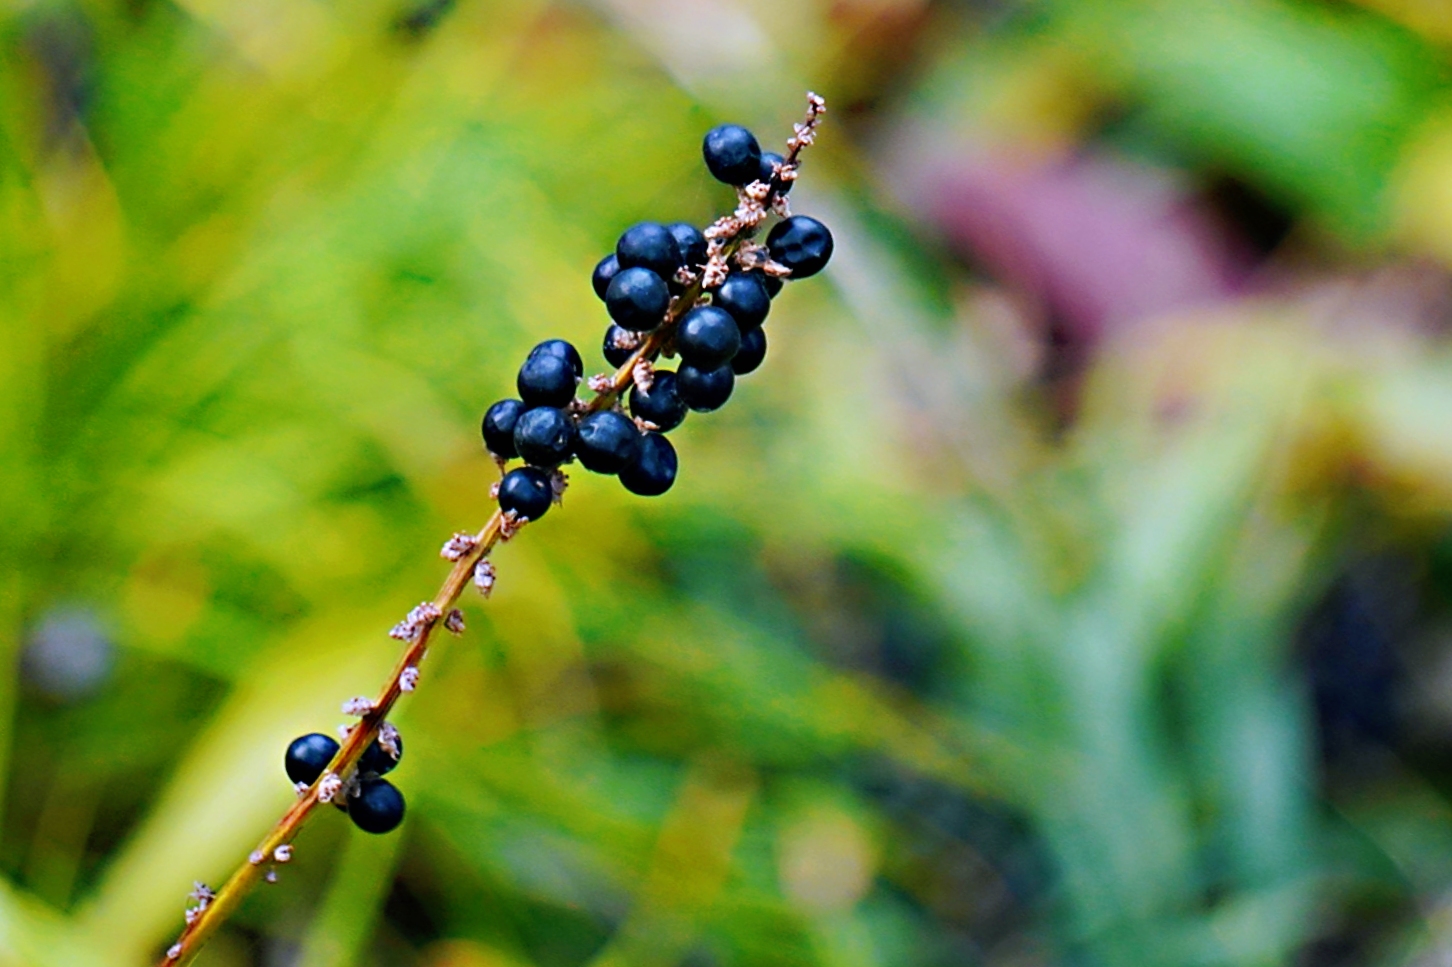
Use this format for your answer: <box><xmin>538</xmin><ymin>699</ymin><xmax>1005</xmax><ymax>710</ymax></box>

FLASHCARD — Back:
<box><xmin>592</xmin><ymin>254</ymin><xmax>619</xmax><ymax>301</ymax></box>
<box><xmin>616</xmin><ymin>222</ymin><xmax>682</xmax><ymax>280</ymax></box>
<box><xmin>703</xmin><ymin>124</ymin><xmax>762</xmax><ymax>186</ymax></box>
<box><xmin>529</xmin><ymin>339</ymin><xmax>583</xmax><ymax>380</ymax></box>
<box><xmin>285</xmin><ymin>733</ymin><xmax>339</xmax><ymax>786</ymax></box>
<box><xmin>766</xmin><ymin>216</ymin><xmax>833</xmax><ymax>279</ymax></box>
<box><xmin>481</xmin><ymin>399</ymin><xmax>525</xmax><ymax>459</ymax></box>
<box><xmin>517</xmin><ymin>351</ymin><xmax>577</xmax><ymax>408</ymax></box>
<box><xmin>576</xmin><ymin>411</ymin><xmax>641</xmax><ymax>475</ymax></box>
<box><xmin>676</xmin><ymin>362</ymin><xmax>735</xmax><ymax>412</ymax></box>
<box><xmin>606</xmin><ymin>266</ymin><xmax>670</xmax><ymax>332</ymax></box>
<box><xmin>713</xmin><ymin>272</ymin><xmax>771</xmax><ymax>331</ymax></box>
<box><xmin>629</xmin><ymin>370</ymin><xmax>688</xmax><ymax>433</ymax></box>
<box><xmin>755</xmin><ymin>271</ymin><xmax>783</xmax><ymax>298</ymax></box>
<box><xmin>732</xmin><ymin>326</ymin><xmax>766</xmax><ymax>375</ymax></box>
<box><xmin>677</xmin><ymin>306</ymin><xmax>741</xmax><ymax>370</ymax></box>
<box><xmin>513</xmin><ymin>406</ymin><xmax>575</xmax><ymax>468</ymax></box>
<box><xmin>359</xmin><ymin>733</ymin><xmax>403</xmax><ymax>776</ymax></box>
<box><xmin>667</xmin><ymin>222</ymin><xmax>707</xmax><ymax>270</ymax></box>
<box><xmin>619</xmin><ymin>432</ymin><xmax>678</xmax><ymax>497</ymax></box>
<box><xmin>759</xmin><ymin>151</ymin><xmax>792</xmax><ymax>194</ymax></box>
<box><xmin>603</xmin><ymin>325</ymin><xmax>637</xmax><ymax>368</ymax></box>
<box><xmin>349</xmin><ymin>777</ymin><xmax>405</xmax><ymax>834</ymax></box>
<box><xmin>498</xmin><ymin>466</ymin><xmax>553</xmax><ymax>522</ymax></box>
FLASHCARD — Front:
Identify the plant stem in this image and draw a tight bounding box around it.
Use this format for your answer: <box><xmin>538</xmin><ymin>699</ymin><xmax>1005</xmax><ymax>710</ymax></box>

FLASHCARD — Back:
<box><xmin>158</xmin><ymin>93</ymin><xmax>824</xmax><ymax>966</ymax></box>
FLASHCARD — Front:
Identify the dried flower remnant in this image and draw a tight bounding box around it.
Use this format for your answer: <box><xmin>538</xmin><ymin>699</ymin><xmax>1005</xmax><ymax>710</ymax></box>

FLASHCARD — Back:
<box><xmin>444</xmin><ymin>609</ymin><xmax>466</xmax><ymax>635</ymax></box>
<box><xmin>389</xmin><ymin>602</ymin><xmax>441</xmax><ymax>642</ymax></box>
<box><xmin>440</xmin><ymin>532</ymin><xmax>479</xmax><ymax>561</ymax></box>
<box><xmin>341</xmin><ymin>696</ymin><xmax>373</xmax><ymax>716</ymax></box>
<box><xmin>377</xmin><ymin>722</ymin><xmax>402</xmax><ymax>760</ymax></box>
<box><xmin>400</xmin><ymin>666</ymin><xmax>420</xmax><ymax>692</ymax></box>
<box><xmin>473</xmin><ymin>559</ymin><xmax>497</xmax><ymax>597</ymax></box>
<box><xmin>317</xmin><ymin>772</ymin><xmax>343</xmax><ymax>804</ymax></box>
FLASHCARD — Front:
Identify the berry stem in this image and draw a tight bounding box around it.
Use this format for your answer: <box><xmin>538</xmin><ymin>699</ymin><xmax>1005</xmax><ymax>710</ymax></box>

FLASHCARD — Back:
<box><xmin>157</xmin><ymin>91</ymin><xmax>825</xmax><ymax>967</ymax></box>
<box><xmin>161</xmin><ymin>513</ymin><xmax>503</xmax><ymax>966</ymax></box>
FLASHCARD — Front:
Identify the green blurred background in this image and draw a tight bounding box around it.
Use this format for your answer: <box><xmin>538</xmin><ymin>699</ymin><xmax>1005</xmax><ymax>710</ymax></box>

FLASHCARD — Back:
<box><xmin>13</xmin><ymin>0</ymin><xmax>1452</xmax><ymax>965</ymax></box>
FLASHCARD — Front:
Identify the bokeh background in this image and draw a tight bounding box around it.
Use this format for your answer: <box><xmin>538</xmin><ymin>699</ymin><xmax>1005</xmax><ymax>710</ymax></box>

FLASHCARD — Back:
<box><xmin>11</xmin><ymin>0</ymin><xmax>1452</xmax><ymax>965</ymax></box>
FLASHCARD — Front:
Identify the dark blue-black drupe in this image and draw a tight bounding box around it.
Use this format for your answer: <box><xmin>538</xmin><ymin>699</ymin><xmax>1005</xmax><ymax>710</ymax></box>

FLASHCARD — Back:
<box><xmin>349</xmin><ymin>778</ymin><xmax>405</xmax><ymax>834</ymax></box>
<box><xmin>703</xmin><ymin>124</ymin><xmax>762</xmax><ymax>186</ymax></box>
<box><xmin>677</xmin><ymin>306</ymin><xmax>741</xmax><ymax>371</ymax></box>
<box><xmin>481</xmin><ymin>399</ymin><xmax>525</xmax><ymax>459</ymax></box>
<box><xmin>714</xmin><ymin>272</ymin><xmax>771</xmax><ymax>330</ymax></box>
<box><xmin>517</xmin><ymin>350</ymin><xmax>577</xmax><ymax>408</ymax></box>
<box><xmin>732</xmin><ymin>327</ymin><xmax>766</xmax><ymax>375</ymax></box>
<box><xmin>667</xmin><ymin>222</ymin><xmax>708</xmax><ymax>270</ymax></box>
<box><xmin>284</xmin><ymin>733</ymin><xmax>339</xmax><ymax>786</ymax></box>
<box><xmin>629</xmin><ymin>370</ymin><xmax>688</xmax><ymax>433</ymax></box>
<box><xmin>606</xmin><ymin>266</ymin><xmax>670</xmax><ymax>332</ymax></box>
<box><xmin>592</xmin><ymin>254</ymin><xmax>619</xmax><ymax>301</ymax></box>
<box><xmin>359</xmin><ymin>733</ymin><xmax>403</xmax><ymax>777</ymax></box>
<box><xmin>619</xmin><ymin>432</ymin><xmax>678</xmax><ymax>497</ymax></box>
<box><xmin>576</xmin><ymin>411</ymin><xmax>641</xmax><ymax>475</ymax></box>
<box><xmin>617</xmin><ymin>222</ymin><xmax>682</xmax><ymax>280</ymax></box>
<box><xmin>766</xmin><ymin>215</ymin><xmax>833</xmax><ymax>279</ymax></box>
<box><xmin>513</xmin><ymin>406</ymin><xmax>575</xmax><ymax>468</ymax></box>
<box><xmin>499</xmin><ymin>466</ymin><xmax>553</xmax><ymax>521</ymax></box>
<box><xmin>676</xmin><ymin>362</ymin><xmax>735</xmax><ymax>412</ymax></box>
<box><xmin>529</xmin><ymin>338</ymin><xmax>584</xmax><ymax>380</ymax></box>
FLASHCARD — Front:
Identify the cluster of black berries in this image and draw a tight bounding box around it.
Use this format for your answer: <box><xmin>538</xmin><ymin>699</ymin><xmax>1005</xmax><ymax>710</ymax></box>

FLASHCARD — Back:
<box><xmin>284</xmin><ymin>731</ymin><xmax>405</xmax><ymax>834</ymax></box>
<box><xmin>479</xmin><ymin>123</ymin><xmax>833</xmax><ymax>523</ymax></box>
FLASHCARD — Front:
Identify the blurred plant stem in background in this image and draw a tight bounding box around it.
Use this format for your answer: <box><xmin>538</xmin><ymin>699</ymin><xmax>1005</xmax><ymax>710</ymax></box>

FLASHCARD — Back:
<box><xmin>8</xmin><ymin>1</ymin><xmax>1452</xmax><ymax>967</ymax></box>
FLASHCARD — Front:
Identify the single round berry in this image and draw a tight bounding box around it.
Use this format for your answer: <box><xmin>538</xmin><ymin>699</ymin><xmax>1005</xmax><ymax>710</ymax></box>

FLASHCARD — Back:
<box><xmin>481</xmin><ymin>399</ymin><xmax>525</xmax><ymax>459</ymax></box>
<box><xmin>676</xmin><ymin>362</ymin><xmax>735</xmax><ymax>412</ymax></box>
<box><xmin>629</xmin><ymin>370</ymin><xmax>688</xmax><ymax>433</ymax></box>
<box><xmin>359</xmin><ymin>732</ymin><xmax>403</xmax><ymax>777</ymax></box>
<box><xmin>616</xmin><ymin>222</ymin><xmax>682</xmax><ymax>280</ymax></box>
<box><xmin>766</xmin><ymin>216</ymin><xmax>833</xmax><ymax>279</ymax></box>
<box><xmin>576</xmin><ymin>411</ymin><xmax>641</xmax><ymax>475</ymax></box>
<box><xmin>606</xmin><ymin>266</ymin><xmax>670</xmax><ymax>332</ymax></box>
<box><xmin>592</xmin><ymin>253</ymin><xmax>619</xmax><ymax>301</ymax></box>
<box><xmin>667</xmin><ymin>222</ymin><xmax>707</xmax><ymax>270</ymax></box>
<box><xmin>603</xmin><ymin>324</ymin><xmax>637</xmax><ymax>368</ymax></box>
<box><xmin>513</xmin><ymin>406</ymin><xmax>575</xmax><ymax>468</ymax></box>
<box><xmin>529</xmin><ymin>339</ymin><xmax>584</xmax><ymax>380</ymax></box>
<box><xmin>285</xmin><ymin>733</ymin><xmax>340</xmax><ymax>787</ymax></box>
<box><xmin>703</xmin><ymin>124</ymin><xmax>762</xmax><ymax>186</ymax></box>
<box><xmin>677</xmin><ymin>306</ymin><xmax>742</xmax><ymax>370</ymax></box>
<box><xmin>498</xmin><ymin>466</ymin><xmax>553</xmax><ymax>522</ymax></box>
<box><xmin>759</xmin><ymin>151</ymin><xmax>792</xmax><ymax>195</ymax></box>
<box><xmin>619</xmin><ymin>432</ymin><xmax>678</xmax><ymax>497</ymax></box>
<box><xmin>349</xmin><ymin>777</ymin><xmax>406</xmax><ymax>834</ymax></box>
<box><xmin>732</xmin><ymin>327</ymin><xmax>767</xmax><ymax>375</ymax></box>
<box><xmin>713</xmin><ymin>272</ymin><xmax>771</xmax><ymax>331</ymax></box>
<box><xmin>754</xmin><ymin>271</ymin><xmax>784</xmax><ymax>298</ymax></box>
<box><xmin>517</xmin><ymin>352</ymin><xmax>577</xmax><ymax>408</ymax></box>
